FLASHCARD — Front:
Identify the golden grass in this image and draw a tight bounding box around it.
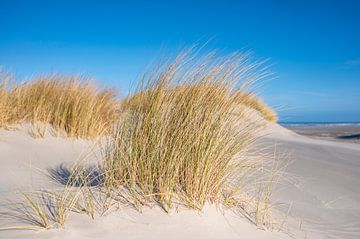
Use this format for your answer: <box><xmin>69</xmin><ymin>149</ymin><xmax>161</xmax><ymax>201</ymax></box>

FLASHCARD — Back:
<box><xmin>0</xmin><ymin>73</ymin><xmax>118</xmax><ymax>138</ymax></box>
<box><xmin>122</xmin><ymin>87</ymin><xmax>277</xmax><ymax>124</ymax></box>
<box><xmin>233</xmin><ymin>92</ymin><xmax>277</xmax><ymax>122</ymax></box>
<box><xmin>0</xmin><ymin>68</ymin><xmax>13</xmax><ymax>128</ymax></box>
<box><xmin>0</xmin><ymin>189</ymin><xmax>80</xmax><ymax>231</ymax></box>
<box><xmin>0</xmin><ymin>162</ymin><xmax>100</xmax><ymax>231</ymax></box>
<box><xmin>1</xmin><ymin>49</ymin><xmax>281</xmax><ymax>230</ymax></box>
<box><xmin>103</xmin><ymin>49</ymin><xmax>279</xmax><ymax>226</ymax></box>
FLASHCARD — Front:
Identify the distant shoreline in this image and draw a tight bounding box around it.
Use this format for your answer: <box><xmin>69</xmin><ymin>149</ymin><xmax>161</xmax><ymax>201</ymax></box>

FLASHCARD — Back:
<box><xmin>280</xmin><ymin>122</ymin><xmax>360</xmax><ymax>127</ymax></box>
<box><xmin>281</xmin><ymin>122</ymin><xmax>360</xmax><ymax>143</ymax></box>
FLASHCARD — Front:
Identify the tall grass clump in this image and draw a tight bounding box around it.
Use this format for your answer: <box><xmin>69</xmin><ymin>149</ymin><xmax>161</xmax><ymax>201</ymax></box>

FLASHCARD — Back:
<box><xmin>0</xmin><ymin>68</ymin><xmax>13</xmax><ymax>128</ymax></box>
<box><xmin>0</xmin><ymin>73</ymin><xmax>118</xmax><ymax>138</ymax></box>
<box><xmin>104</xmin><ymin>50</ymin><xmax>277</xmax><ymax>221</ymax></box>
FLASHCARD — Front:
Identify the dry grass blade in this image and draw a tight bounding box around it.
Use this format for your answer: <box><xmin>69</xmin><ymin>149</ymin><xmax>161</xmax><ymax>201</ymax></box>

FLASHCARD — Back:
<box><xmin>0</xmin><ymin>164</ymin><xmax>88</xmax><ymax>231</ymax></box>
<box><xmin>20</xmin><ymin>192</ymin><xmax>52</xmax><ymax>230</ymax></box>
<box><xmin>0</xmin><ymin>191</ymin><xmax>53</xmax><ymax>231</ymax></box>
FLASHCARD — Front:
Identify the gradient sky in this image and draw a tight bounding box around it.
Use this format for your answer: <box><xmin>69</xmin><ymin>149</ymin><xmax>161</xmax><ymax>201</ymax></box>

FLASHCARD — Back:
<box><xmin>1</xmin><ymin>0</ymin><xmax>359</xmax><ymax>122</ymax></box>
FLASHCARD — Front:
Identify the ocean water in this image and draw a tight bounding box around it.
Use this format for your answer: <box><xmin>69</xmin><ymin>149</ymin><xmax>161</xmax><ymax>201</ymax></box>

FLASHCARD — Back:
<box><xmin>280</xmin><ymin>122</ymin><xmax>360</xmax><ymax>127</ymax></box>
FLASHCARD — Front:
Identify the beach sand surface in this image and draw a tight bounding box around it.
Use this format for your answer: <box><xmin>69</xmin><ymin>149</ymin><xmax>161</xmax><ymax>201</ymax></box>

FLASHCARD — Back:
<box><xmin>266</xmin><ymin>123</ymin><xmax>360</xmax><ymax>239</ymax></box>
<box><xmin>284</xmin><ymin>124</ymin><xmax>360</xmax><ymax>143</ymax></box>
<box><xmin>0</xmin><ymin>124</ymin><xmax>359</xmax><ymax>238</ymax></box>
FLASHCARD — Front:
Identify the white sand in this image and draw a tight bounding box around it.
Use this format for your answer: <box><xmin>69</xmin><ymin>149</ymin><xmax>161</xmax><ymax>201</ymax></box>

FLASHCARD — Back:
<box><xmin>266</xmin><ymin>123</ymin><xmax>360</xmax><ymax>239</ymax></box>
<box><xmin>0</xmin><ymin>124</ymin><xmax>360</xmax><ymax>238</ymax></box>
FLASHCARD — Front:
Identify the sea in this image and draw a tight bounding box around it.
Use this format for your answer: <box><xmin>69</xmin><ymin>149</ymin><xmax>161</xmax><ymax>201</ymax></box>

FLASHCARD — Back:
<box><xmin>279</xmin><ymin>122</ymin><xmax>360</xmax><ymax>127</ymax></box>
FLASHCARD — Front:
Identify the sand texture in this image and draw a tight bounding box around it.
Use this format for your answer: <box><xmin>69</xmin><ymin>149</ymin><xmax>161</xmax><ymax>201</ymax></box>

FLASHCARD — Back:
<box><xmin>0</xmin><ymin>124</ymin><xmax>359</xmax><ymax>238</ymax></box>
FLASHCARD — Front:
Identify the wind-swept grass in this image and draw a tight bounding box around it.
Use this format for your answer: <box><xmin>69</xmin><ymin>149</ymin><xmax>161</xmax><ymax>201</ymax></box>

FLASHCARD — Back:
<box><xmin>123</xmin><ymin>88</ymin><xmax>277</xmax><ymax>123</ymax></box>
<box><xmin>103</xmin><ymin>49</ymin><xmax>279</xmax><ymax>225</ymax></box>
<box><xmin>0</xmin><ymin>73</ymin><xmax>118</xmax><ymax>138</ymax></box>
<box><xmin>0</xmin><ymin>163</ymin><xmax>100</xmax><ymax>231</ymax></box>
<box><xmin>0</xmin><ymin>68</ymin><xmax>13</xmax><ymax>128</ymax></box>
<box><xmin>233</xmin><ymin>92</ymin><xmax>277</xmax><ymax>122</ymax></box>
<box><xmin>1</xmin><ymin>49</ymin><xmax>280</xmax><ymax>230</ymax></box>
<box><xmin>0</xmin><ymin>189</ymin><xmax>80</xmax><ymax>231</ymax></box>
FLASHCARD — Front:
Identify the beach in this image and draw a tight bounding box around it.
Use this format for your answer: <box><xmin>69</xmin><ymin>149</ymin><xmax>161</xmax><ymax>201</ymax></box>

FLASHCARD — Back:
<box><xmin>0</xmin><ymin>123</ymin><xmax>359</xmax><ymax>238</ymax></box>
<box><xmin>0</xmin><ymin>125</ymin><xmax>290</xmax><ymax>239</ymax></box>
<box><xmin>2</xmin><ymin>0</ymin><xmax>359</xmax><ymax>238</ymax></box>
<box><xmin>283</xmin><ymin>124</ymin><xmax>360</xmax><ymax>143</ymax></box>
<box><xmin>267</xmin><ymin>123</ymin><xmax>360</xmax><ymax>239</ymax></box>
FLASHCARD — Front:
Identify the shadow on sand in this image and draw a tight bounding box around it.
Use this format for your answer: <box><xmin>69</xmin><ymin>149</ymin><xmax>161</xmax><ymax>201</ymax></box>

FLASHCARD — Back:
<box><xmin>47</xmin><ymin>164</ymin><xmax>104</xmax><ymax>187</ymax></box>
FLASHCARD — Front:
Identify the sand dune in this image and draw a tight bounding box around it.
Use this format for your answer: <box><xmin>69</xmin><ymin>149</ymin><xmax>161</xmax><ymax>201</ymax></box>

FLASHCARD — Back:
<box><xmin>267</xmin><ymin>123</ymin><xmax>360</xmax><ymax>239</ymax></box>
<box><xmin>0</xmin><ymin>126</ymin><xmax>289</xmax><ymax>239</ymax></box>
<box><xmin>0</xmin><ymin>124</ymin><xmax>359</xmax><ymax>238</ymax></box>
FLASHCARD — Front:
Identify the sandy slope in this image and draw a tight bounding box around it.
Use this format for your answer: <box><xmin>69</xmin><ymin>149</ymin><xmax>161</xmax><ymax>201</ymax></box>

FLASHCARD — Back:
<box><xmin>0</xmin><ymin>124</ymin><xmax>359</xmax><ymax>238</ymax></box>
<box><xmin>0</xmin><ymin>126</ymin><xmax>290</xmax><ymax>239</ymax></box>
<box><xmin>266</xmin><ymin>123</ymin><xmax>360</xmax><ymax>239</ymax></box>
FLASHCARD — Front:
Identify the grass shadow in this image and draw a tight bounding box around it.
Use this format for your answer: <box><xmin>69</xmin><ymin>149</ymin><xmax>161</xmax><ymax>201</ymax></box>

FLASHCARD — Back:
<box><xmin>47</xmin><ymin>164</ymin><xmax>104</xmax><ymax>187</ymax></box>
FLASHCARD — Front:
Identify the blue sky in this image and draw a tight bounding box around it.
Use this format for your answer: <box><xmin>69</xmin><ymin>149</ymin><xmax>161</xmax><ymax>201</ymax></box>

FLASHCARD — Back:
<box><xmin>0</xmin><ymin>0</ymin><xmax>359</xmax><ymax>122</ymax></box>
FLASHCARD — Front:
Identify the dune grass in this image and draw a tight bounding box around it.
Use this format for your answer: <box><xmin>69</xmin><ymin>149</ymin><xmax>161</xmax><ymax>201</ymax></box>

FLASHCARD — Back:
<box><xmin>0</xmin><ymin>162</ymin><xmax>101</xmax><ymax>231</ymax></box>
<box><xmin>0</xmin><ymin>68</ymin><xmax>13</xmax><ymax>128</ymax></box>
<box><xmin>0</xmin><ymin>73</ymin><xmax>118</xmax><ymax>138</ymax></box>
<box><xmin>123</xmin><ymin>88</ymin><xmax>277</xmax><ymax>123</ymax></box>
<box><xmin>103</xmin><ymin>50</ymin><xmax>279</xmax><ymax>225</ymax></box>
<box><xmin>1</xmin><ymin>49</ymin><xmax>280</xmax><ymax>230</ymax></box>
<box><xmin>233</xmin><ymin>92</ymin><xmax>277</xmax><ymax>122</ymax></box>
<box><xmin>0</xmin><ymin>188</ymin><xmax>80</xmax><ymax>231</ymax></box>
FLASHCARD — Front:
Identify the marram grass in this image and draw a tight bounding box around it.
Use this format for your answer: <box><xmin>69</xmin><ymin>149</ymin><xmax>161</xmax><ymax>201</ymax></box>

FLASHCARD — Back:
<box><xmin>233</xmin><ymin>92</ymin><xmax>277</xmax><ymax>122</ymax></box>
<box><xmin>0</xmin><ymin>73</ymin><xmax>118</xmax><ymax>138</ymax></box>
<box><xmin>1</xmin><ymin>50</ymin><xmax>280</xmax><ymax>231</ymax></box>
<box><xmin>103</xmin><ymin>50</ymin><xmax>279</xmax><ymax>226</ymax></box>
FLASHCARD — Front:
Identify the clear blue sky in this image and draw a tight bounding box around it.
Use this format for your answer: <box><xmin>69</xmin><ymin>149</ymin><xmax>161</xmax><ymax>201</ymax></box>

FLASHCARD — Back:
<box><xmin>1</xmin><ymin>0</ymin><xmax>359</xmax><ymax>122</ymax></box>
